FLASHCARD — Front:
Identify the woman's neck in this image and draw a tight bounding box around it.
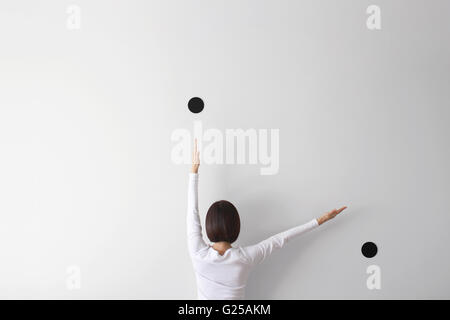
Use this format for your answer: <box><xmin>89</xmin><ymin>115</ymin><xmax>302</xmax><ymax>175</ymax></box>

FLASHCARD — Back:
<box><xmin>212</xmin><ymin>241</ymin><xmax>232</xmax><ymax>255</ymax></box>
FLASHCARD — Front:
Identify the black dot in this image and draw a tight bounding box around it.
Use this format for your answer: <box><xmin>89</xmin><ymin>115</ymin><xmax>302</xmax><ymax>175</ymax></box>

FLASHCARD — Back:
<box><xmin>188</xmin><ymin>97</ymin><xmax>204</xmax><ymax>113</ymax></box>
<box><xmin>361</xmin><ymin>242</ymin><xmax>378</xmax><ymax>258</ymax></box>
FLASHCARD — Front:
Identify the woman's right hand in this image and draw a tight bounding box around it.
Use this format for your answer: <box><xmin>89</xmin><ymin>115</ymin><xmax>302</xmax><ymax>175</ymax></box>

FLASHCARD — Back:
<box><xmin>317</xmin><ymin>206</ymin><xmax>347</xmax><ymax>225</ymax></box>
<box><xmin>191</xmin><ymin>138</ymin><xmax>200</xmax><ymax>173</ymax></box>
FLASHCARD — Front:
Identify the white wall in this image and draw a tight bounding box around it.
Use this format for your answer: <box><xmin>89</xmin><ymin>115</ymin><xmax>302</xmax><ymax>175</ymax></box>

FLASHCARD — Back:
<box><xmin>0</xmin><ymin>0</ymin><xmax>449</xmax><ymax>298</ymax></box>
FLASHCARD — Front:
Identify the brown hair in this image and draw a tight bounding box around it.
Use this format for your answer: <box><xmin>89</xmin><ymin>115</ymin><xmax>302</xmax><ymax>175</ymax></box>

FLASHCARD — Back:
<box><xmin>205</xmin><ymin>200</ymin><xmax>240</xmax><ymax>243</ymax></box>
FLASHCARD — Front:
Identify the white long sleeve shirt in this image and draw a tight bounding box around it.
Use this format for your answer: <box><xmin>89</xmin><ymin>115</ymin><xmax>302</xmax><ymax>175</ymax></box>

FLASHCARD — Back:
<box><xmin>187</xmin><ymin>173</ymin><xmax>319</xmax><ymax>300</ymax></box>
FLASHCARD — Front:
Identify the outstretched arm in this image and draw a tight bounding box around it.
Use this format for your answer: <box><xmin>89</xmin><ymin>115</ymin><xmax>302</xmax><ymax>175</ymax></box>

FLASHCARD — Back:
<box><xmin>242</xmin><ymin>206</ymin><xmax>347</xmax><ymax>265</ymax></box>
<box><xmin>187</xmin><ymin>139</ymin><xmax>208</xmax><ymax>255</ymax></box>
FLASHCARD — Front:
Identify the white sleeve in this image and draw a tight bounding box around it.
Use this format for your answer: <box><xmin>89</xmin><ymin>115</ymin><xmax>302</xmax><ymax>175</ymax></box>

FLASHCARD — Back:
<box><xmin>241</xmin><ymin>219</ymin><xmax>319</xmax><ymax>265</ymax></box>
<box><xmin>187</xmin><ymin>173</ymin><xmax>208</xmax><ymax>255</ymax></box>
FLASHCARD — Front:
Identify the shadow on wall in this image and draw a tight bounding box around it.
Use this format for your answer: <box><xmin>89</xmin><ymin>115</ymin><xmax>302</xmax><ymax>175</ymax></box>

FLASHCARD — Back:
<box><xmin>237</xmin><ymin>193</ymin><xmax>355</xmax><ymax>299</ymax></box>
<box><xmin>245</xmin><ymin>230</ymin><xmax>321</xmax><ymax>299</ymax></box>
<box><xmin>209</xmin><ymin>167</ymin><xmax>359</xmax><ymax>299</ymax></box>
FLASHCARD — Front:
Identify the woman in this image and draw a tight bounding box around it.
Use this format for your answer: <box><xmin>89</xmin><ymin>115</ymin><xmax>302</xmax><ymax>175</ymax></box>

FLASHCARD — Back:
<box><xmin>187</xmin><ymin>139</ymin><xmax>347</xmax><ymax>299</ymax></box>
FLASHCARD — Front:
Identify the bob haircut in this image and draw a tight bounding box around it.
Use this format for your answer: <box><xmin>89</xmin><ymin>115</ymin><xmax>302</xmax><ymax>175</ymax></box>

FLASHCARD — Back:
<box><xmin>205</xmin><ymin>200</ymin><xmax>240</xmax><ymax>243</ymax></box>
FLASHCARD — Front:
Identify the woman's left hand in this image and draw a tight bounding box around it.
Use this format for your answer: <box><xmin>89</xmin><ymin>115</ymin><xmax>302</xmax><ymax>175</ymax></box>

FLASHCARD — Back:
<box><xmin>317</xmin><ymin>206</ymin><xmax>347</xmax><ymax>225</ymax></box>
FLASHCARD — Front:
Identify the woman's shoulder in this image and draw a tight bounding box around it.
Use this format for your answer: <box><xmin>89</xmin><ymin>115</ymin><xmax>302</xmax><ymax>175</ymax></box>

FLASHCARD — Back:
<box><xmin>234</xmin><ymin>246</ymin><xmax>254</xmax><ymax>264</ymax></box>
<box><xmin>192</xmin><ymin>246</ymin><xmax>251</xmax><ymax>264</ymax></box>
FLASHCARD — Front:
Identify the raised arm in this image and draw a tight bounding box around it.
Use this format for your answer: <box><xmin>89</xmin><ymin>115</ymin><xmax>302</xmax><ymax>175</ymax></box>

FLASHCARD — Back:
<box><xmin>242</xmin><ymin>206</ymin><xmax>347</xmax><ymax>265</ymax></box>
<box><xmin>187</xmin><ymin>139</ymin><xmax>208</xmax><ymax>255</ymax></box>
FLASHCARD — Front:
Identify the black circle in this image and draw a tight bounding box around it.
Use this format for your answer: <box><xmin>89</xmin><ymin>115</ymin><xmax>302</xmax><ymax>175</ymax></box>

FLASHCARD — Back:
<box><xmin>361</xmin><ymin>242</ymin><xmax>378</xmax><ymax>258</ymax></box>
<box><xmin>188</xmin><ymin>97</ymin><xmax>204</xmax><ymax>113</ymax></box>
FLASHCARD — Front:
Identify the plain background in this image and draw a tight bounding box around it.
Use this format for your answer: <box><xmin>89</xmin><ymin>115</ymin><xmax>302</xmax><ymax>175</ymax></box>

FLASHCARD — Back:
<box><xmin>0</xmin><ymin>0</ymin><xmax>449</xmax><ymax>299</ymax></box>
